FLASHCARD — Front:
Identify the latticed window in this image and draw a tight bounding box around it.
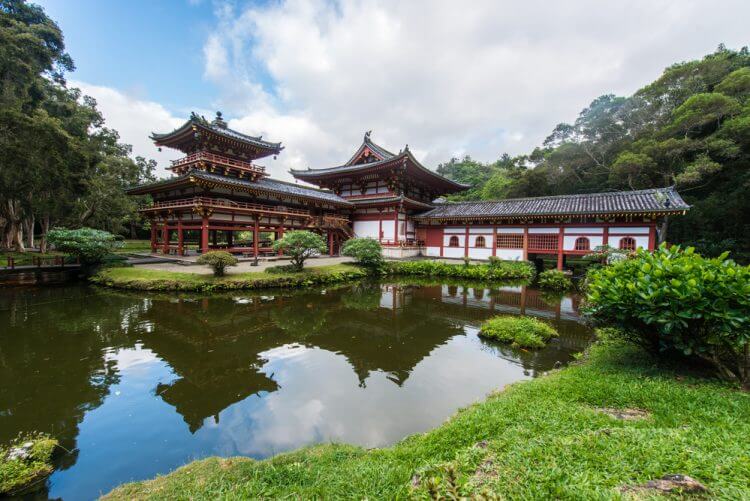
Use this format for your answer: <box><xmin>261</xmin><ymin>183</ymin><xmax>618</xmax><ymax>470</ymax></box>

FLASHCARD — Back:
<box><xmin>619</xmin><ymin>237</ymin><xmax>636</xmax><ymax>251</ymax></box>
<box><xmin>475</xmin><ymin>236</ymin><xmax>486</xmax><ymax>248</ymax></box>
<box><xmin>528</xmin><ymin>234</ymin><xmax>558</xmax><ymax>250</ymax></box>
<box><xmin>574</xmin><ymin>237</ymin><xmax>590</xmax><ymax>251</ymax></box>
<box><xmin>496</xmin><ymin>234</ymin><xmax>524</xmax><ymax>249</ymax></box>
<box><xmin>448</xmin><ymin>236</ymin><xmax>460</xmax><ymax>247</ymax></box>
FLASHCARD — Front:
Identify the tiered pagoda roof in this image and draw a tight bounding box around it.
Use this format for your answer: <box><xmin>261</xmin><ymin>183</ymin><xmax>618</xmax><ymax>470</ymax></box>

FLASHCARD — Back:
<box><xmin>290</xmin><ymin>132</ymin><xmax>469</xmax><ymax>194</ymax></box>
<box><xmin>127</xmin><ymin>169</ymin><xmax>353</xmax><ymax>208</ymax></box>
<box><xmin>414</xmin><ymin>187</ymin><xmax>689</xmax><ymax>222</ymax></box>
<box><xmin>151</xmin><ymin>112</ymin><xmax>283</xmax><ymax>160</ymax></box>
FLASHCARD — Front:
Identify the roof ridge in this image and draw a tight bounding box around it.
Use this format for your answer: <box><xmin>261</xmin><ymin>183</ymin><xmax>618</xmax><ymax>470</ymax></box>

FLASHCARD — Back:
<box><xmin>437</xmin><ymin>187</ymin><xmax>675</xmax><ymax>205</ymax></box>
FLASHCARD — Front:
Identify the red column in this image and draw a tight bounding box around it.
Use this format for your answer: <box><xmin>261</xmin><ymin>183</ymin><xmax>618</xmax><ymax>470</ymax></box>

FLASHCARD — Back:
<box><xmin>556</xmin><ymin>227</ymin><xmax>564</xmax><ymax>270</ymax></box>
<box><xmin>648</xmin><ymin>225</ymin><xmax>656</xmax><ymax>251</ymax></box>
<box><xmin>177</xmin><ymin>221</ymin><xmax>184</xmax><ymax>256</ymax></box>
<box><xmin>439</xmin><ymin>226</ymin><xmax>444</xmax><ymax>257</ymax></box>
<box><xmin>393</xmin><ymin>210</ymin><xmax>399</xmax><ymax>245</ymax></box>
<box><xmin>150</xmin><ymin>223</ymin><xmax>157</xmax><ymax>253</ymax></box>
<box><xmin>492</xmin><ymin>226</ymin><xmax>497</xmax><ymax>257</ymax></box>
<box><xmin>328</xmin><ymin>231</ymin><xmax>334</xmax><ymax>256</ymax></box>
<box><xmin>162</xmin><ymin>223</ymin><xmax>169</xmax><ymax>254</ymax></box>
<box><xmin>464</xmin><ymin>227</ymin><xmax>470</xmax><ymax>258</ymax></box>
<box><xmin>253</xmin><ymin>218</ymin><xmax>259</xmax><ymax>257</ymax></box>
<box><xmin>522</xmin><ymin>227</ymin><xmax>529</xmax><ymax>261</ymax></box>
<box><xmin>602</xmin><ymin>225</ymin><xmax>609</xmax><ymax>247</ymax></box>
<box><xmin>277</xmin><ymin>221</ymin><xmax>285</xmax><ymax>256</ymax></box>
<box><xmin>201</xmin><ymin>216</ymin><xmax>209</xmax><ymax>254</ymax></box>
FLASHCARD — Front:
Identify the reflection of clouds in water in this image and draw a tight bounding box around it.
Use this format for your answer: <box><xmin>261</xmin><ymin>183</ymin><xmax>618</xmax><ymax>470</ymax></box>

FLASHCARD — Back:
<box><xmin>209</xmin><ymin>333</ymin><xmax>525</xmax><ymax>457</ymax></box>
<box><xmin>104</xmin><ymin>343</ymin><xmax>161</xmax><ymax>371</ymax></box>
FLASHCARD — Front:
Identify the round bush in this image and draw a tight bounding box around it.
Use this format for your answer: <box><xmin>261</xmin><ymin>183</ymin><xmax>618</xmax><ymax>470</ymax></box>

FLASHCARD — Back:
<box><xmin>537</xmin><ymin>269</ymin><xmax>572</xmax><ymax>291</ymax></box>
<box><xmin>341</xmin><ymin>237</ymin><xmax>383</xmax><ymax>268</ymax></box>
<box><xmin>479</xmin><ymin>316</ymin><xmax>558</xmax><ymax>349</ymax></box>
<box><xmin>196</xmin><ymin>251</ymin><xmax>238</xmax><ymax>277</ymax></box>
<box><xmin>584</xmin><ymin>244</ymin><xmax>750</xmax><ymax>389</ymax></box>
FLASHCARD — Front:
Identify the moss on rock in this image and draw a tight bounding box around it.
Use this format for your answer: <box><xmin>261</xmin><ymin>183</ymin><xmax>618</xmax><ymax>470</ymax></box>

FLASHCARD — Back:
<box><xmin>479</xmin><ymin>315</ymin><xmax>558</xmax><ymax>348</ymax></box>
<box><xmin>0</xmin><ymin>433</ymin><xmax>58</xmax><ymax>496</ymax></box>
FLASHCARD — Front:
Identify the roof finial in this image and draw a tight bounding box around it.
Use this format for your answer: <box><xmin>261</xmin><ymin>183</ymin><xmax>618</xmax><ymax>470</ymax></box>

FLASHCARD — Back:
<box><xmin>212</xmin><ymin>111</ymin><xmax>227</xmax><ymax>129</ymax></box>
<box><xmin>364</xmin><ymin>130</ymin><xmax>372</xmax><ymax>142</ymax></box>
<box><xmin>404</xmin><ymin>143</ymin><xmax>409</xmax><ymax>152</ymax></box>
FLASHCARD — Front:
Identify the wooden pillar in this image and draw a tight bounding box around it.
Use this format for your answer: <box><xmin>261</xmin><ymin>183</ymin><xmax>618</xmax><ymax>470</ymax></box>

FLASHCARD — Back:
<box><xmin>177</xmin><ymin>221</ymin><xmax>184</xmax><ymax>256</ymax></box>
<box><xmin>492</xmin><ymin>225</ymin><xmax>497</xmax><ymax>257</ymax></box>
<box><xmin>150</xmin><ymin>223</ymin><xmax>157</xmax><ymax>253</ymax></box>
<box><xmin>520</xmin><ymin>284</ymin><xmax>527</xmax><ymax>315</ymax></box>
<box><xmin>162</xmin><ymin>223</ymin><xmax>169</xmax><ymax>254</ymax></box>
<box><xmin>648</xmin><ymin>224</ymin><xmax>656</xmax><ymax>251</ymax></box>
<box><xmin>464</xmin><ymin>226</ymin><xmax>470</xmax><ymax>258</ymax></box>
<box><xmin>439</xmin><ymin>226</ymin><xmax>444</xmax><ymax>257</ymax></box>
<box><xmin>393</xmin><ymin>210</ymin><xmax>399</xmax><ymax>245</ymax></box>
<box><xmin>328</xmin><ymin>231</ymin><xmax>334</xmax><ymax>256</ymax></box>
<box><xmin>522</xmin><ymin>227</ymin><xmax>529</xmax><ymax>261</ymax></box>
<box><xmin>556</xmin><ymin>227</ymin><xmax>564</xmax><ymax>270</ymax></box>
<box><xmin>253</xmin><ymin>218</ymin><xmax>259</xmax><ymax>257</ymax></box>
<box><xmin>602</xmin><ymin>225</ymin><xmax>609</xmax><ymax>247</ymax></box>
<box><xmin>277</xmin><ymin>220</ymin><xmax>285</xmax><ymax>256</ymax></box>
<box><xmin>201</xmin><ymin>216</ymin><xmax>209</xmax><ymax>254</ymax></box>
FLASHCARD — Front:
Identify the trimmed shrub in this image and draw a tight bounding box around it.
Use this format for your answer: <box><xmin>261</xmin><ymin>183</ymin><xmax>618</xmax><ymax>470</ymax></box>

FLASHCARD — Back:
<box><xmin>341</xmin><ymin>238</ymin><xmax>383</xmax><ymax>268</ymax></box>
<box><xmin>196</xmin><ymin>251</ymin><xmax>238</xmax><ymax>277</ymax></box>
<box><xmin>537</xmin><ymin>269</ymin><xmax>572</xmax><ymax>291</ymax></box>
<box><xmin>584</xmin><ymin>244</ymin><xmax>750</xmax><ymax>389</ymax></box>
<box><xmin>386</xmin><ymin>259</ymin><xmax>535</xmax><ymax>282</ymax></box>
<box><xmin>273</xmin><ymin>231</ymin><xmax>327</xmax><ymax>271</ymax></box>
<box><xmin>479</xmin><ymin>316</ymin><xmax>558</xmax><ymax>348</ymax></box>
<box><xmin>47</xmin><ymin>227</ymin><xmax>121</xmax><ymax>266</ymax></box>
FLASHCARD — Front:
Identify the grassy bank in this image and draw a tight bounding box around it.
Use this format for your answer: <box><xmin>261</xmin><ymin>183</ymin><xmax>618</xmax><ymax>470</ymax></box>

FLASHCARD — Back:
<box><xmin>104</xmin><ymin>341</ymin><xmax>750</xmax><ymax>499</ymax></box>
<box><xmin>385</xmin><ymin>259</ymin><xmax>535</xmax><ymax>282</ymax></box>
<box><xmin>0</xmin><ymin>434</ymin><xmax>58</xmax><ymax>496</ymax></box>
<box><xmin>91</xmin><ymin>264</ymin><xmax>368</xmax><ymax>291</ymax></box>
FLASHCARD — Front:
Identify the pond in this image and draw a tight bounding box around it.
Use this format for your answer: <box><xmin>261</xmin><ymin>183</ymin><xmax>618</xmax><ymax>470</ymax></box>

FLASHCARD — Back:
<box><xmin>0</xmin><ymin>280</ymin><xmax>592</xmax><ymax>500</ymax></box>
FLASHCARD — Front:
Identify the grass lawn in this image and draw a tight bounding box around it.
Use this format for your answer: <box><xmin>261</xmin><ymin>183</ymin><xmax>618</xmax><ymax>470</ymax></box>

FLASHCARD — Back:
<box><xmin>114</xmin><ymin>239</ymin><xmax>153</xmax><ymax>253</ymax></box>
<box><xmin>103</xmin><ymin>341</ymin><xmax>750</xmax><ymax>499</ymax></box>
<box><xmin>91</xmin><ymin>263</ymin><xmax>368</xmax><ymax>291</ymax></box>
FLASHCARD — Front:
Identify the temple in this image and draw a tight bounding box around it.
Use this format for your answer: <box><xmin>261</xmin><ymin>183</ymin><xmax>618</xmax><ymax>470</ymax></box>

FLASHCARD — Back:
<box><xmin>130</xmin><ymin>114</ymin><xmax>690</xmax><ymax>269</ymax></box>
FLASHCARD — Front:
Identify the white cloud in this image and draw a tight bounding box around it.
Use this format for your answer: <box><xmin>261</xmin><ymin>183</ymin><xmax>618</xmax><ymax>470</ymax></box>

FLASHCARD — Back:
<box><xmin>200</xmin><ymin>0</ymin><xmax>750</xmax><ymax>180</ymax></box>
<box><xmin>72</xmin><ymin>81</ymin><xmax>184</xmax><ymax>177</ymax></box>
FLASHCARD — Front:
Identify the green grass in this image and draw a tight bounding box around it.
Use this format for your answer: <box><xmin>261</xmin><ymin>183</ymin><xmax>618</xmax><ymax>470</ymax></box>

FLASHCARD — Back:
<box><xmin>113</xmin><ymin>239</ymin><xmax>153</xmax><ymax>253</ymax></box>
<box><xmin>0</xmin><ymin>434</ymin><xmax>58</xmax><ymax>496</ymax></box>
<box><xmin>91</xmin><ymin>263</ymin><xmax>368</xmax><ymax>291</ymax></box>
<box><xmin>479</xmin><ymin>315</ymin><xmax>558</xmax><ymax>348</ymax></box>
<box><xmin>103</xmin><ymin>340</ymin><xmax>750</xmax><ymax>499</ymax></box>
<box><xmin>0</xmin><ymin>250</ymin><xmax>65</xmax><ymax>266</ymax></box>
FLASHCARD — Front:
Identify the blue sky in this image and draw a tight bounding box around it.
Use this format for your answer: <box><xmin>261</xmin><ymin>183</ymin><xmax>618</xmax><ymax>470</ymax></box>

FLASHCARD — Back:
<box><xmin>34</xmin><ymin>1</ymin><xmax>750</xmax><ymax>180</ymax></box>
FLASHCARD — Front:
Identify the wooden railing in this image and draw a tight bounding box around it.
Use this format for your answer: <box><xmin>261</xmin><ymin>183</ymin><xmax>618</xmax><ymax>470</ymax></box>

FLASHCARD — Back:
<box><xmin>170</xmin><ymin>151</ymin><xmax>267</xmax><ymax>176</ymax></box>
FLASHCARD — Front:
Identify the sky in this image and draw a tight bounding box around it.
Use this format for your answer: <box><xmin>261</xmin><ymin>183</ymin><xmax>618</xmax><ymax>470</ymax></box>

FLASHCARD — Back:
<box><xmin>37</xmin><ymin>0</ymin><xmax>750</xmax><ymax>180</ymax></box>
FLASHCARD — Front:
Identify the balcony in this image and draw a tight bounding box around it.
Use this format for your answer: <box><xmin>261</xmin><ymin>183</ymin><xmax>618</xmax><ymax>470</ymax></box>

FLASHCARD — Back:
<box><xmin>169</xmin><ymin>151</ymin><xmax>267</xmax><ymax>178</ymax></box>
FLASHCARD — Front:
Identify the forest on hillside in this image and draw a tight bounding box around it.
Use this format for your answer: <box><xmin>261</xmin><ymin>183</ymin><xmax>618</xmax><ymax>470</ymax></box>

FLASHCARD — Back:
<box><xmin>0</xmin><ymin>0</ymin><xmax>155</xmax><ymax>252</ymax></box>
<box><xmin>437</xmin><ymin>45</ymin><xmax>750</xmax><ymax>263</ymax></box>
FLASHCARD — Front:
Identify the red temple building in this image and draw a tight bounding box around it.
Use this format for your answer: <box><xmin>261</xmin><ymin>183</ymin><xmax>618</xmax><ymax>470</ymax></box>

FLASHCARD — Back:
<box><xmin>130</xmin><ymin>114</ymin><xmax>689</xmax><ymax>269</ymax></box>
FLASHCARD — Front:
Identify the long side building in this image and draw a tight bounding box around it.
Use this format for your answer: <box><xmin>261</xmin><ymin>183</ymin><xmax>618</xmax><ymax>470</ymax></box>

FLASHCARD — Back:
<box><xmin>129</xmin><ymin>115</ymin><xmax>689</xmax><ymax>268</ymax></box>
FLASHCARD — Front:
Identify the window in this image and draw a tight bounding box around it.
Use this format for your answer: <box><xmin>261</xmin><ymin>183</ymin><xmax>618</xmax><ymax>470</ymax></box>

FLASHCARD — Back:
<box><xmin>619</xmin><ymin>237</ymin><xmax>636</xmax><ymax>251</ymax></box>
<box><xmin>475</xmin><ymin>236</ymin><xmax>486</xmax><ymax>248</ymax></box>
<box><xmin>496</xmin><ymin>234</ymin><xmax>524</xmax><ymax>249</ymax></box>
<box><xmin>448</xmin><ymin>236</ymin><xmax>460</xmax><ymax>247</ymax></box>
<box><xmin>574</xmin><ymin>237</ymin><xmax>590</xmax><ymax>251</ymax></box>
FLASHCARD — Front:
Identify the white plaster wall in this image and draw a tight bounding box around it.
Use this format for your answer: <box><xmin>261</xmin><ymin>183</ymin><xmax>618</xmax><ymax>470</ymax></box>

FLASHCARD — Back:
<box><xmin>496</xmin><ymin>249</ymin><xmax>523</xmax><ymax>260</ymax></box>
<box><xmin>469</xmin><ymin>226</ymin><xmax>493</xmax><ymax>234</ymax></box>
<box><xmin>353</xmin><ymin>220</ymin><xmax>379</xmax><ymax>239</ymax></box>
<box><xmin>609</xmin><ymin>226</ymin><xmax>649</xmax><ymax>234</ymax></box>
<box><xmin>497</xmin><ymin>227</ymin><xmax>524</xmax><ymax>234</ymax></box>
<box><xmin>382</xmin><ymin>220</ymin><xmax>395</xmax><ymax>240</ymax></box>
<box><xmin>564</xmin><ymin>227</ymin><xmax>604</xmax><ymax>234</ymax></box>
<box><xmin>443</xmin><ymin>247</ymin><xmax>464</xmax><ymax>258</ymax></box>
<box><xmin>468</xmin><ymin>248</ymin><xmax>492</xmax><ymax>260</ymax></box>
<box><xmin>444</xmin><ymin>226</ymin><xmax>466</xmax><ymax>234</ymax></box>
<box><xmin>528</xmin><ymin>227</ymin><xmax>560</xmax><ymax>234</ymax></box>
<box><xmin>443</xmin><ymin>234</ymin><xmax>465</xmax><ymax>247</ymax></box>
<box><xmin>424</xmin><ymin>246</ymin><xmax>441</xmax><ymax>257</ymax></box>
<box><xmin>563</xmin><ymin>235</ymin><xmax>603</xmax><ymax>250</ymax></box>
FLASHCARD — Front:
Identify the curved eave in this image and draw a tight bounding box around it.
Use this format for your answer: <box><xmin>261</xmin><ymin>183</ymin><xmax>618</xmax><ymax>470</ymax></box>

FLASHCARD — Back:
<box><xmin>291</xmin><ymin>151</ymin><xmax>470</xmax><ymax>193</ymax></box>
<box><xmin>151</xmin><ymin>121</ymin><xmax>283</xmax><ymax>156</ymax></box>
<box><xmin>350</xmin><ymin>196</ymin><xmax>435</xmax><ymax>210</ymax></box>
<box><xmin>412</xmin><ymin>209</ymin><xmax>690</xmax><ymax>221</ymax></box>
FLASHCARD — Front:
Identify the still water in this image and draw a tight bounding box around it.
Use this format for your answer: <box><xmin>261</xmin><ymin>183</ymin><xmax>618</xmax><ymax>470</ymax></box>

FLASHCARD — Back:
<box><xmin>0</xmin><ymin>280</ymin><xmax>591</xmax><ymax>500</ymax></box>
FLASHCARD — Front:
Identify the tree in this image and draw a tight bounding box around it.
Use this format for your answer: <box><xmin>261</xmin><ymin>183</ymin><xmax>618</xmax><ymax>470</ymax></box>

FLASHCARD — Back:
<box><xmin>272</xmin><ymin>231</ymin><xmax>326</xmax><ymax>271</ymax></box>
<box><xmin>46</xmin><ymin>227</ymin><xmax>120</xmax><ymax>266</ymax></box>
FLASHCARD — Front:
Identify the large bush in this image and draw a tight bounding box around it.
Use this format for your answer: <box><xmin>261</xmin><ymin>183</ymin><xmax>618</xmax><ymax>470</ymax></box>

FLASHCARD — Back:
<box><xmin>47</xmin><ymin>227</ymin><xmax>121</xmax><ymax>265</ymax></box>
<box><xmin>341</xmin><ymin>237</ymin><xmax>383</xmax><ymax>268</ymax></box>
<box><xmin>537</xmin><ymin>269</ymin><xmax>572</xmax><ymax>291</ymax></box>
<box><xmin>196</xmin><ymin>251</ymin><xmax>238</xmax><ymax>277</ymax></box>
<box><xmin>479</xmin><ymin>316</ymin><xmax>558</xmax><ymax>349</ymax></box>
<box><xmin>386</xmin><ymin>259</ymin><xmax>535</xmax><ymax>282</ymax></box>
<box><xmin>272</xmin><ymin>231</ymin><xmax>327</xmax><ymax>271</ymax></box>
<box><xmin>584</xmin><ymin>244</ymin><xmax>750</xmax><ymax>389</ymax></box>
